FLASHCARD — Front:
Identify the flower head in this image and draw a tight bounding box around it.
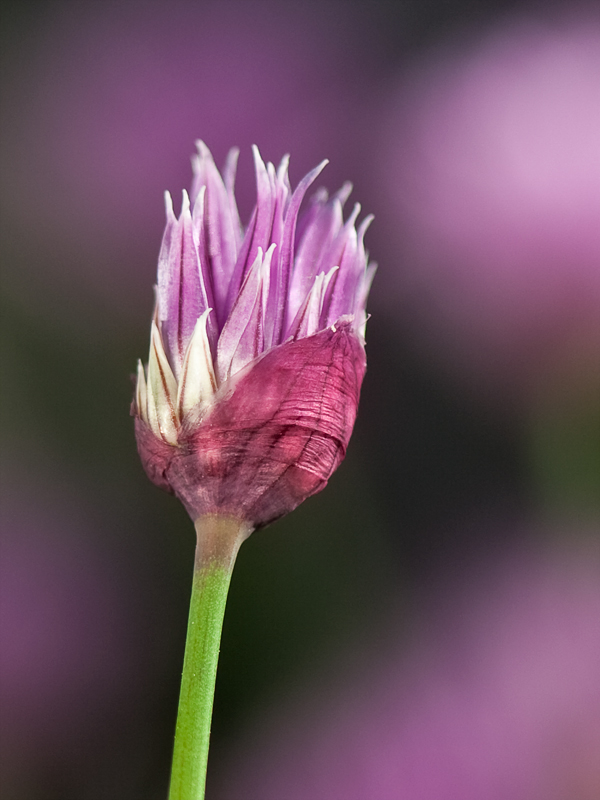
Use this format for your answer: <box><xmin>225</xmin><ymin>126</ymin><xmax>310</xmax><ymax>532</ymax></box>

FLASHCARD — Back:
<box><xmin>133</xmin><ymin>142</ymin><xmax>374</xmax><ymax>529</ymax></box>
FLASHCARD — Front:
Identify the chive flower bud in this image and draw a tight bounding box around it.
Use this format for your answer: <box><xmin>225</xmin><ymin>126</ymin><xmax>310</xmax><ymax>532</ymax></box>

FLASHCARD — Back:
<box><xmin>133</xmin><ymin>142</ymin><xmax>374</xmax><ymax>529</ymax></box>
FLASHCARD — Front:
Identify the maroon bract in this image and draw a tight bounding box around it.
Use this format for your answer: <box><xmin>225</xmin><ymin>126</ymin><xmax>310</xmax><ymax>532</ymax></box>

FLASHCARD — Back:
<box><xmin>133</xmin><ymin>143</ymin><xmax>374</xmax><ymax>528</ymax></box>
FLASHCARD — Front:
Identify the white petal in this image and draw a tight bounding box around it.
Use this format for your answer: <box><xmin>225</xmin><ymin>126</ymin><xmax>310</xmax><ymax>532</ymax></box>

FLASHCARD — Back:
<box><xmin>136</xmin><ymin>359</ymin><xmax>148</xmax><ymax>423</ymax></box>
<box><xmin>320</xmin><ymin>264</ymin><xmax>339</xmax><ymax>299</ymax></box>
<box><xmin>306</xmin><ymin>272</ymin><xmax>326</xmax><ymax>335</ymax></box>
<box><xmin>147</xmin><ymin>322</ymin><xmax>179</xmax><ymax>445</ymax></box>
<box><xmin>164</xmin><ymin>190</ymin><xmax>176</xmax><ymax>223</ymax></box>
<box><xmin>177</xmin><ymin>309</ymin><xmax>217</xmax><ymax>418</ymax></box>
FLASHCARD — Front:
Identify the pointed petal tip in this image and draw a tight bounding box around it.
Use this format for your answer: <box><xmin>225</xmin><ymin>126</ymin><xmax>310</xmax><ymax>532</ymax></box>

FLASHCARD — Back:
<box><xmin>135</xmin><ymin>359</ymin><xmax>149</xmax><ymax>424</ymax></box>
<box><xmin>252</xmin><ymin>145</ymin><xmax>270</xmax><ymax>183</ymax></box>
<box><xmin>261</xmin><ymin>242</ymin><xmax>277</xmax><ymax>278</ymax></box>
<box><xmin>223</xmin><ymin>148</ymin><xmax>240</xmax><ymax>194</ymax></box>
<box><xmin>191</xmin><ymin>184</ymin><xmax>206</xmax><ymax>217</ymax></box>
<box><xmin>225</xmin><ymin>146</ymin><xmax>240</xmax><ymax>173</ymax></box>
<box><xmin>177</xmin><ymin>309</ymin><xmax>217</xmax><ymax>418</ymax></box>
<box><xmin>277</xmin><ymin>153</ymin><xmax>290</xmax><ymax>178</ymax></box>
<box><xmin>195</xmin><ymin>139</ymin><xmax>212</xmax><ymax>158</ymax></box>
<box><xmin>306</xmin><ymin>158</ymin><xmax>329</xmax><ymax>184</ymax></box>
<box><xmin>335</xmin><ymin>181</ymin><xmax>353</xmax><ymax>205</ymax></box>
<box><xmin>136</xmin><ymin>357</ymin><xmax>146</xmax><ymax>383</ymax></box>
<box><xmin>346</xmin><ymin>202</ymin><xmax>361</xmax><ymax>229</ymax></box>
<box><xmin>357</xmin><ymin>213</ymin><xmax>375</xmax><ymax>244</ymax></box>
<box><xmin>200</xmin><ymin>306</ymin><xmax>214</xmax><ymax>322</ymax></box>
<box><xmin>147</xmin><ymin>322</ymin><xmax>179</xmax><ymax>445</ymax></box>
<box><xmin>359</xmin><ymin>212</ymin><xmax>375</xmax><ymax>230</ymax></box>
<box><xmin>294</xmin><ymin>159</ymin><xmax>329</xmax><ymax>198</ymax></box>
<box><xmin>192</xmin><ymin>141</ymin><xmax>216</xmax><ymax>179</ymax></box>
<box><xmin>164</xmin><ymin>191</ymin><xmax>175</xmax><ymax>220</ymax></box>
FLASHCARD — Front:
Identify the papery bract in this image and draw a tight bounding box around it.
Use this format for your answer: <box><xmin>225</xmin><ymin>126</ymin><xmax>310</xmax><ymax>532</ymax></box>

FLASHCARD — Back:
<box><xmin>133</xmin><ymin>143</ymin><xmax>374</xmax><ymax>528</ymax></box>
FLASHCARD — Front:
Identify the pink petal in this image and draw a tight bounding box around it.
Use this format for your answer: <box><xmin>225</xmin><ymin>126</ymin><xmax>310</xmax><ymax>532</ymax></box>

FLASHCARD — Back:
<box><xmin>269</xmin><ymin>158</ymin><xmax>328</xmax><ymax>346</ymax></box>
<box><xmin>157</xmin><ymin>191</ymin><xmax>213</xmax><ymax>375</ymax></box>
<box><xmin>287</xmin><ymin>183</ymin><xmax>352</xmax><ymax>330</ymax></box>
<box><xmin>216</xmin><ymin>245</ymin><xmax>273</xmax><ymax>383</ymax></box>
<box><xmin>190</xmin><ymin>141</ymin><xmax>241</xmax><ymax>326</ymax></box>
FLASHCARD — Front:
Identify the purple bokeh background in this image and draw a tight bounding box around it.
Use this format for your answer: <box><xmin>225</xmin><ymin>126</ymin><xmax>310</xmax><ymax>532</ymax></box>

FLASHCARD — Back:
<box><xmin>213</xmin><ymin>534</ymin><xmax>600</xmax><ymax>800</ymax></box>
<box><xmin>377</xmin><ymin>15</ymin><xmax>600</xmax><ymax>404</ymax></box>
<box><xmin>1</xmin><ymin>1</ymin><xmax>599</xmax><ymax>797</ymax></box>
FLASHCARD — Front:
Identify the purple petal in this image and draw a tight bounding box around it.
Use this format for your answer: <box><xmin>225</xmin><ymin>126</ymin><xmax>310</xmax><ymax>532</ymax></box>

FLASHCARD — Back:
<box><xmin>157</xmin><ymin>191</ymin><xmax>212</xmax><ymax>376</ymax></box>
<box><xmin>268</xmin><ymin>157</ymin><xmax>328</xmax><ymax>347</ymax></box>
<box><xmin>248</xmin><ymin>146</ymin><xmax>277</xmax><ymax>267</ymax></box>
<box><xmin>321</xmin><ymin>226</ymin><xmax>358</xmax><ymax>323</ymax></box>
<box><xmin>190</xmin><ymin>187</ymin><xmax>219</xmax><ymax>351</ymax></box>
<box><xmin>321</xmin><ymin>207</ymin><xmax>373</xmax><ymax>327</ymax></box>
<box><xmin>287</xmin><ymin>183</ymin><xmax>352</xmax><ymax>330</ymax></box>
<box><xmin>353</xmin><ymin>262</ymin><xmax>377</xmax><ymax>338</ymax></box>
<box><xmin>286</xmin><ymin>273</ymin><xmax>325</xmax><ymax>342</ymax></box>
<box><xmin>190</xmin><ymin>141</ymin><xmax>241</xmax><ymax>327</ymax></box>
<box><xmin>223</xmin><ymin>146</ymin><xmax>277</xmax><ymax>320</ymax></box>
<box><xmin>223</xmin><ymin>206</ymin><xmax>257</xmax><ymax>317</ymax></box>
<box><xmin>156</xmin><ymin>191</ymin><xmax>177</xmax><ymax>320</ymax></box>
<box><xmin>216</xmin><ymin>245</ymin><xmax>274</xmax><ymax>383</ymax></box>
<box><xmin>295</xmin><ymin>181</ymin><xmax>352</xmax><ymax>258</ymax></box>
<box><xmin>222</xmin><ymin>147</ymin><xmax>243</xmax><ymax>251</ymax></box>
<box><xmin>294</xmin><ymin>186</ymin><xmax>329</xmax><ymax>250</ymax></box>
<box><xmin>263</xmin><ymin>156</ymin><xmax>292</xmax><ymax>347</ymax></box>
<box><xmin>322</xmin><ymin>201</ymin><xmax>361</xmax><ymax>272</ymax></box>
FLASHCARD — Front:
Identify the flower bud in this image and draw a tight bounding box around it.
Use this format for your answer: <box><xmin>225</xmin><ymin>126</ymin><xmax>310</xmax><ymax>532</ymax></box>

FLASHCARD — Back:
<box><xmin>133</xmin><ymin>143</ymin><xmax>374</xmax><ymax>529</ymax></box>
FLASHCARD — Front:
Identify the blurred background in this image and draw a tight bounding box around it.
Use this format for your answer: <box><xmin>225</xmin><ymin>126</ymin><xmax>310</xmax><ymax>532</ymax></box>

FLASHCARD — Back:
<box><xmin>1</xmin><ymin>1</ymin><xmax>599</xmax><ymax>798</ymax></box>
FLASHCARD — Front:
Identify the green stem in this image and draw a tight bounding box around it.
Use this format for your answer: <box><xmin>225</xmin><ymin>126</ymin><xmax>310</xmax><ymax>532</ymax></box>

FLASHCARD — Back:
<box><xmin>168</xmin><ymin>514</ymin><xmax>252</xmax><ymax>800</ymax></box>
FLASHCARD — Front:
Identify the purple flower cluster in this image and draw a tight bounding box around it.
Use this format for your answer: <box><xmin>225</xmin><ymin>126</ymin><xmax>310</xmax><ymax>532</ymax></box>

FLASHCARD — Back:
<box><xmin>134</xmin><ymin>143</ymin><xmax>374</xmax><ymax>528</ymax></box>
